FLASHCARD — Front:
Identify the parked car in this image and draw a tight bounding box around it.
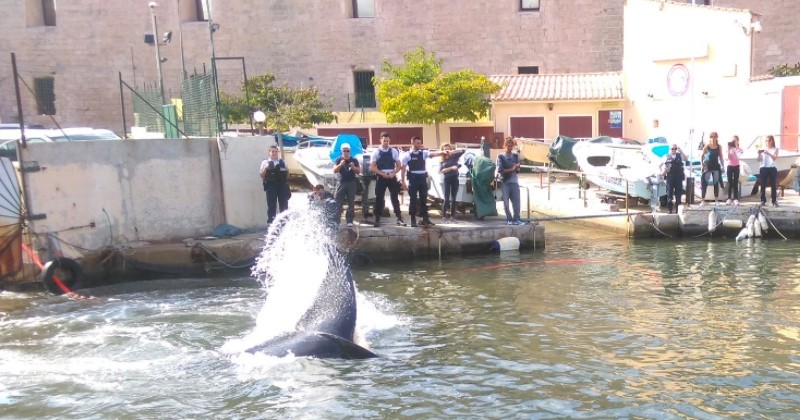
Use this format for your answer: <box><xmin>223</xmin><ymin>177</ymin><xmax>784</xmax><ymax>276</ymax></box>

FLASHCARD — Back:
<box><xmin>0</xmin><ymin>127</ymin><xmax>120</xmax><ymax>160</ymax></box>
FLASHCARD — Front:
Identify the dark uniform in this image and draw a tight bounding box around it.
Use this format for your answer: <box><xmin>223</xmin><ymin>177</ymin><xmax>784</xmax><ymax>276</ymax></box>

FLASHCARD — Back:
<box><xmin>373</xmin><ymin>147</ymin><xmax>403</xmax><ymax>226</ymax></box>
<box><xmin>404</xmin><ymin>149</ymin><xmax>434</xmax><ymax>226</ymax></box>
<box><xmin>663</xmin><ymin>151</ymin><xmax>685</xmax><ymax>213</ymax></box>
<box><xmin>262</xmin><ymin>158</ymin><xmax>290</xmax><ymax>224</ymax></box>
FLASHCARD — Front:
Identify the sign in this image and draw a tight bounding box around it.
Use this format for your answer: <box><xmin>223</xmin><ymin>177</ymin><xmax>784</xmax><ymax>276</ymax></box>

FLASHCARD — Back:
<box><xmin>608</xmin><ymin>111</ymin><xmax>622</xmax><ymax>129</ymax></box>
<box><xmin>667</xmin><ymin>64</ymin><xmax>690</xmax><ymax>96</ymax></box>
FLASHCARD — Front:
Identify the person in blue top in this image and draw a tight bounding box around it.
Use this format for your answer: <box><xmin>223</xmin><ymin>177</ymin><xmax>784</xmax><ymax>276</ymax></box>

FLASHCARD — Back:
<box><xmin>497</xmin><ymin>137</ymin><xmax>526</xmax><ymax>225</ymax></box>
<box><xmin>369</xmin><ymin>132</ymin><xmax>405</xmax><ymax>227</ymax></box>
<box><xmin>333</xmin><ymin>143</ymin><xmax>361</xmax><ymax>227</ymax></box>
<box><xmin>400</xmin><ymin>136</ymin><xmax>445</xmax><ymax>227</ymax></box>
<box><xmin>439</xmin><ymin>143</ymin><xmax>465</xmax><ymax>224</ymax></box>
<box><xmin>259</xmin><ymin>145</ymin><xmax>291</xmax><ymax>225</ymax></box>
<box><xmin>699</xmin><ymin>132</ymin><xmax>724</xmax><ymax>205</ymax></box>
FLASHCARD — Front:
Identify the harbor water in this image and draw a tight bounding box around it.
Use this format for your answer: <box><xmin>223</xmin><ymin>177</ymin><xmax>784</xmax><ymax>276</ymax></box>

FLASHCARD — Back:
<box><xmin>2</xmin><ymin>222</ymin><xmax>800</xmax><ymax>418</ymax></box>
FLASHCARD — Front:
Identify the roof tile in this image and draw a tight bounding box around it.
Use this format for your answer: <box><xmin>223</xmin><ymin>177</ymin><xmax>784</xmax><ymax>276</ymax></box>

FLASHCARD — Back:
<box><xmin>490</xmin><ymin>72</ymin><xmax>624</xmax><ymax>102</ymax></box>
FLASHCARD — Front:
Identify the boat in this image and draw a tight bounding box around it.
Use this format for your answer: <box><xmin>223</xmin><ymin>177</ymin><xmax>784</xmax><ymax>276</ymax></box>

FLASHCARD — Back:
<box><xmin>643</xmin><ymin>143</ymin><xmax>759</xmax><ymax>201</ymax></box>
<box><xmin>737</xmin><ymin>135</ymin><xmax>800</xmax><ymax>181</ymax></box>
<box><xmin>574</xmin><ymin>139</ymin><xmax>666</xmax><ymax>204</ymax></box>
<box><xmin>293</xmin><ymin>134</ymin><xmax>375</xmax><ymax>199</ymax></box>
<box><xmin>516</xmin><ymin>138</ymin><xmax>551</xmax><ymax>165</ymax></box>
<box><xmin>426</xmin><ymin>149</ymin><xmax>503</xmax><ymax>217</ymax></box>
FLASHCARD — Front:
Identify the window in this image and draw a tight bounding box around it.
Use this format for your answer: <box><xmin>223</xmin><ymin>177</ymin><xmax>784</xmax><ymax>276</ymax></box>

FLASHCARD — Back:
<box><xmin>34</xmin><ymin>77</ymin><xmax>56</xmax><ymax>116</ymax></box>
<box><xmin>42</xmin><ymin>0</ymin><xmax>56</xmax><ymax>26</ymax></box>
<box><xmin>518</xmin><ymin>66</ymin><xmax>539</xmax><ymax>75</ymax></box>
<box><xmin>194</xmin><ymin>0</ymin><xmax>209</xmax><ymax>21</ymax></box>
<box><xmin>352</xmin><ymin>0</ymin><xmax>374</xmax><ymax>18</ymax></box>
<box><xmin>353</xmin><ymin>71</ymin><xmax>376</xmax><ymax>108</ymax></box>
<box><xmin>520</xmin><ymin>0</ymin><xmax>540</xmax><ymax>11</ymax></box>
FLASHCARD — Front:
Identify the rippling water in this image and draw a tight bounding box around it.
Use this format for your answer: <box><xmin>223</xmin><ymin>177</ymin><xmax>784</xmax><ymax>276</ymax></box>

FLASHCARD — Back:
<box><xmin>2</xmin><ymin>224</ymin><xmax>800</xmax><ymax>418</ymax></box>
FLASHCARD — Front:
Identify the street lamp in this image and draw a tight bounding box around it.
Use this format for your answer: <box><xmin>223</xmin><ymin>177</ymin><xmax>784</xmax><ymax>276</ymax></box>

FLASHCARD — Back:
<box><xmin>149</xmin><ymin>1</ymin><xmax>166</xmax><ymax>104</ymax></box>
<box><xmin>176</xmin><ymin>0</ymin><xmax>187</xmax><ymax>79</ymax></box>
<box><xmin>253</xmin><ymin>110</ymin><xmax>266</xmax><ymax>136</ymax></box>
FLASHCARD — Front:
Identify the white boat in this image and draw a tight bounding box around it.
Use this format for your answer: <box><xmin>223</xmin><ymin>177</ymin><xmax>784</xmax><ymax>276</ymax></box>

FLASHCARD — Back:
<box><xmin>426</xmin><ymin>149</ymin><xmax>503</xmax><ymax>215</ymax></box>
<box><xmin>643</xmin><ymin>143</ymin><xmax>759</xmax><ymax>201</ymax></box>
<box><xmin>574</xmin><ymin>140</ymin><xmax>666</xmax><ymax>203</ymax></box>
<box><xmin>292</xmin><ymin>134</ymin><xmax>375</xmax><ymax>199</ymax></box>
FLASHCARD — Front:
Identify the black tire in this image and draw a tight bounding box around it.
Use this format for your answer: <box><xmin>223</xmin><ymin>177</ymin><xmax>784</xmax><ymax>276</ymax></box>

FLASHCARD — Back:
<box><xmin>40</xmin><ymin>258</ymin><xmax>84</xmax><ymax>295</ymax></box>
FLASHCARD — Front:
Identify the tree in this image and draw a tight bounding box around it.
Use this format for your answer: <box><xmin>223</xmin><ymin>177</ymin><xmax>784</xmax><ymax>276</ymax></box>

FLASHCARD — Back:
<box><xmin>769</xmin><ymin>62</ymin><xmax>800</xmax><ymax>77</ymax></box>
<box><xmin>220</xmin><ymin>73</ymin><xmax>335</xmax><ymax>154</ymax></box>
<box><xmin>374</xmin><ymin>47</ymin><xmax>502</xmax><ymax>147</ymax></box>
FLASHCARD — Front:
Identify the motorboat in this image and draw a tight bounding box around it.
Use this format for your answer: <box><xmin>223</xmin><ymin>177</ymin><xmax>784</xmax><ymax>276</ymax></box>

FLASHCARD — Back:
<box><xmin>426</xmin><ymin>149</ymin><xmax>503</xmax><ymax>217</ymax></box>
<box><xmin>516</xmin><ymin>138</ymin><xmax>551</xmax><ymax>165</ymax></box>
<box><xmin>574</xmin><ymin>139</ymin><xmax>666</xmax><ymax>204</ymax></box>
<box><xmin>292</xmin><ymin>134</ymin><xmax>375</xmax><ymax>199</ymax></box>
<box><xmin>643</xmin><ymin>143</ymin><xmax>758</xmax><ymax>201</ymax></box>
<box><xmin>737</xmin><ymin>135</ymin><xmax>800</xmax><ymax>181</ymax></box>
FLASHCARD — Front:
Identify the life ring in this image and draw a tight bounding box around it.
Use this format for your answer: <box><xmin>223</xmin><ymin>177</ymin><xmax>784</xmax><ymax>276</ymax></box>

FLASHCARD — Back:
<box><xmin>40</xmin><ymin>257</ymin><xmax>84</xmax><ymax>295</ymax></box>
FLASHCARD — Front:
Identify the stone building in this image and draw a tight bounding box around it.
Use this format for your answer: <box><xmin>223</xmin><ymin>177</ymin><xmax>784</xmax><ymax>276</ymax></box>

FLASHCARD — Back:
<box><xmin>0</xmin><ymin>0</ymin><xmax>795</xmax><ymax>131</ymax></box>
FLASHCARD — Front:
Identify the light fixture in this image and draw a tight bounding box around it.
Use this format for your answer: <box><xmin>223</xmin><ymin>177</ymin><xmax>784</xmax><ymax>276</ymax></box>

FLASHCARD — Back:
<box><xmin>253</xmin><ymin>110</ymin><xmax>266</xmax><ymax>136</ymax></box>
<box><xmin>162</xmin><ymin>31</ymin><xmax>172</xmax><ymax>43</ymax></box>
<box><xmin>647</xmin><ymin>93</ymin><xmax>654</xmax><ymax>98</ymax></box>
<box><xmin>738</xmin><ymin>18</ymin><xmax>763</xmax><ymax>35</ymax></box>
<box><xmin>547</xmin><ymin>103</ymin><xmax>554</xmax><ymax>111</ymax></box>
<box><xmin>210</xmin><ymin>22</ymin><xmax>220</xmax><ymax>33</ymax></box>
<box><xmin>701</xmin><ymin>91</ymin><xmax>708</xmax><ymax>96</ymax></box>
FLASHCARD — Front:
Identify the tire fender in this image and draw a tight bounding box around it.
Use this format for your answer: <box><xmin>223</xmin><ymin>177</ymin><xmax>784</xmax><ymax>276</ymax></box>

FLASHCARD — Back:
<box><xmin>40</xmin><ymin>257</ymin><xmax>84</xmax><ymax>295</ymax></box>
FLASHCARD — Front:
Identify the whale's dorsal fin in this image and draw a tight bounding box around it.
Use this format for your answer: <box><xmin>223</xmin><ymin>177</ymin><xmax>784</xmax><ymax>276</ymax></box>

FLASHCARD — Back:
<box><xmin>315</xmin><ymin>332</ymin><xmax>378</xmax><ymax>359</ymax></box>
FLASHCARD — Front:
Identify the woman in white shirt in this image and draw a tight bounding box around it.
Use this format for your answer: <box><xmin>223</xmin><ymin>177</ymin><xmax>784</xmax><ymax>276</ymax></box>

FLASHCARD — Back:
<box><xmin>758</xmin><ymin>135</ymin><xmax>779</xmax><ymax>207</ymax></box>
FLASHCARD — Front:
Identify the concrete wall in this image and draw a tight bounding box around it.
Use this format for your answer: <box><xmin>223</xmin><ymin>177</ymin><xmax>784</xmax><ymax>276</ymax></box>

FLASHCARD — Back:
<box><xmin>217</xmin><ymin>136</ymin><xmax>275</xmax><ymax>228</ymax></box>
<box><xmin>23</xmin><ymin>138</ymin><xmax>227</xmax><ymax>253</ymax></box>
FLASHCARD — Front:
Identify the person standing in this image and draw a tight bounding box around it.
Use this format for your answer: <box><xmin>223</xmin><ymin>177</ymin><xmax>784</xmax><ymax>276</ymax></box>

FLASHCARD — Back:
<box><xmin>726</xmin><ymin>136</ymin><xmax>743</xmax><ymax>205</ymax></box>
<box><xmin>759</xmin><ymin>135</ymin><xmax>780</xmax><ymax>207</ymax></box>
<box><xmin>439</xmin><ymin>143</ymin><xmax>465</xmax><ymax>223</ymax></box>
<box><xmin>369</xmin><ymin>132</ymin><xmax>405</xmax><ymax>227</ymax></box>
<box><xmin>401</xmin><ymin>136</ymin><xmax>443</xmax><ymax>227</ymax></box>
<box><xmin>699</xmin><ymin>132</ymin><xmax>724</xmax><ymax>205</ymax></box>
<box><xmin>333</xmin><ymin>143</ymin><xmax>361</xmax><ymax>227</ymax></box>
<box><xmin>497</xmin><ymin>137</ymin><xmax>526</xmax><ymax>225</ymax></box>
<box><xmin>660</xmin><ymin>144</ymin><xmax>686</xmax><ymax>214</ymax></box>
<box><xmin>480</xmin><ymin>136</ymin><xmax>490</xmax><ymax>158</ymax></box>
<box><xmin>259</xmin><ymin>145</ymin><xmax>290</xmax><ymax>225</ymax></box>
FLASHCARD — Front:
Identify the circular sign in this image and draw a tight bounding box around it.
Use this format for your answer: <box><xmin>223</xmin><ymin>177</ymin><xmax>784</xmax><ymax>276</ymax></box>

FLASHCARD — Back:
<box><xmin>667</xmin><ymin>64</ymin><xmax>690</xmax><ymax>96</ymax></box>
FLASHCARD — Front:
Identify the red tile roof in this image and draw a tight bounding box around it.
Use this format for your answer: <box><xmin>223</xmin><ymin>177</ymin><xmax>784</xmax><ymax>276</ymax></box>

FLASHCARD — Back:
<box><xmin>490</xmin><ymin>72</ymin><xmax>624</xmax><ymax>102</ymax></box>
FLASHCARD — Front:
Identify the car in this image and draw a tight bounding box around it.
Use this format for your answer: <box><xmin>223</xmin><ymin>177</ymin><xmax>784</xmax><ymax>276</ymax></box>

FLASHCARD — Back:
<box><xmin>43</xmin><ymin>127</ymin><xmax>121</xmax><ymax>142</ymax></box>
<box><xmin>0</xmin><ymin>123</ymin><xmax>50</xmax><ymax>130</ymax></box>
<box><xmin>585</xmin><ymin>136</ymin><xmax>643</xmax><ymax>146</ymax></box>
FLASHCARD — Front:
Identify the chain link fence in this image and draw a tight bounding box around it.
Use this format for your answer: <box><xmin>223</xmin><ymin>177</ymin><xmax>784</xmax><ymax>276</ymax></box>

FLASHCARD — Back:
<box><xmin>181</xmin><ymin>70</ymin><xmax>217</xmax><ymax>137</ymax></box>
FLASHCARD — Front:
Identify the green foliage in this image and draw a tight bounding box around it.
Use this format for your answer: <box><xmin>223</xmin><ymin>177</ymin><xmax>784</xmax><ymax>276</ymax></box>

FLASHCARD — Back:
<box><xmin>375</xmin><ymin>47</ymin><xmax>501</xmax><ymax>125</ymax></box>
<box><xmin>220</xmin><ymin>73</ymin><xmax>334</xmax><ymax>131</ymax></box>
<box><xmin>769</xmin><ymin>63</ymin><xmax>800</xmax><ymax>77</ymax></box>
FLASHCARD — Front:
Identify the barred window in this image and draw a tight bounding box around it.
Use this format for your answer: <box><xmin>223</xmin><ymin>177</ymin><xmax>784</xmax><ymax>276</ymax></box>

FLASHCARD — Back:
<box><xmin>43</xmin><ymin>0</ymin><xmax>56</xmax><ymax>26</ymax></box>
<box><xmin>354</xmin><ymin>71</ymin><xmax>376</xmax><ymax>109</ymax></box>
<box><xmin>34</xmin><ymin>77</ymin><xmax>56</xmax><ymax>115</ymax></box>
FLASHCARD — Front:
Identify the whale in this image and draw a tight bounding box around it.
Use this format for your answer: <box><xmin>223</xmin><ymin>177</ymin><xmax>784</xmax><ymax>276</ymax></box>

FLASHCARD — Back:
<box><xmin>245</xmin><ymin>205</ymin><xmax>377</xmax><ymax>359</ymax></box>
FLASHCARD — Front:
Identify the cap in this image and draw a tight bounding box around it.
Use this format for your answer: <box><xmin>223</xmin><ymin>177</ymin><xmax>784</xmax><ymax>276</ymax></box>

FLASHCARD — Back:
<box><xmin>340</xmin><ymin>144</ymin><xmax>351</xmax><ymax>151</ymax></box>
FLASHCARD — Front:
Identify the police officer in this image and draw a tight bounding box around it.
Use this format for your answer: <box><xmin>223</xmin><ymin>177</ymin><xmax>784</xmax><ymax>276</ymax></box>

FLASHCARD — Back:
<box><xmin>369</xmin><ymin>132</ymin><xmax>405</xmax><ymax>227</ymax></box>
<box><xmin>660</xmin><ymin>144</ymin><xmax>687</xmax><ymax>214</ymax></box>
<box><xmin>401</xmin><ymin>136</ymin><xmax>443</xmax><ymax>227</ymax></box>
<box><xmin>333</xmin><ymin>143</ymin><xmax>361</xmax><ymax>227</ymax></box>
<box><xmin>259</xmin><ymin>145</ymin><xmax>290</xmax><ymax>224</ymax></box>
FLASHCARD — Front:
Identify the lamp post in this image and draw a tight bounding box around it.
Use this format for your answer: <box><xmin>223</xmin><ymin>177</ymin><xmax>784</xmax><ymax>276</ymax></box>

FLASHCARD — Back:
<box><xmin>176</xmin><ymin>0</ymin><xmax>187</xmax><ymax>79</ymax></box>
<box><xmin>149</xmin><ymin>1</ymin><xmax>166</xmax><ymax>104</ymax></box>
<box><xmin>253</xmin><ymin>110</ymin><xmax>266</xmax><ymax>136</ymax></box>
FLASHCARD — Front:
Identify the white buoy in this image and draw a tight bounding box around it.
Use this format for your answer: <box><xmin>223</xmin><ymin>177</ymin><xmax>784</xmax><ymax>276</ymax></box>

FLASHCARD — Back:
<box><xmin>746</xmin><ymin>215</ymin><xmax>756</xmax><ymax>238</ymax></box>
<box><xmin>491</xmin><ymin>237</ymin><xmax>520</xmax><ymax>252</ymax></box>
<box><xmin>735</xmin><ymin>227</ymin><xmax>750</xmax><ymax>241</ymax></box>
<box><xmin>722</xmin><ymin>219</ymin><xmax>743</xmax><ymax>229</ymax></box>
<box><xmin>708</xmin><ymin>210</ymin><xmax>718</xmax><ymax>232</ymax></box>
<box><xmin>754</xmin><ymin>218</ymin><xmax>763</xmax><ymax>237</ymax></box>
<box><xmin>758</xmin><ymin>212</ymin><xmax>769</xmax><ymax>232</ymax></box>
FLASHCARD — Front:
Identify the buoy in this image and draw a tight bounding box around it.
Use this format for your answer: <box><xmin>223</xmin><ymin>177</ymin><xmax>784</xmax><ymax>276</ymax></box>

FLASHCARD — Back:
<box><xmin>758</xmin><ymin>212</ymin><xmax>768</xmax><ymax>232</ymax></box>
<box><xmin>754</xmin><ymin>219</ymin><xmax>763</xmax><ymax>237</ymax></box>
<box><xmin>491</xmin><ymin>237</ymin><xmax>520</xmax><ymax>252</ymax></box>
<box><xmin>746</xmin><ymin>215</ymin><xmax>756</xmax><ymax>238</ymax></box>
<box><xmin>40</xmin><ymin>257</ymin><xmax>84</xmax><ymax>295</ymax></box>
<box><xmin>722</xmin><ymin>219</ymin><xmax>743</xmax><ymax>229</ymax></box>
<box><xmin>735</xmin><ymin>227</ymin><xmax>750</xmax><ymax>241</ymax></box>
<box><xmin>707</xmin><ymin>211</ymin><xmax>717</xmax><ymax>232</ymax></box>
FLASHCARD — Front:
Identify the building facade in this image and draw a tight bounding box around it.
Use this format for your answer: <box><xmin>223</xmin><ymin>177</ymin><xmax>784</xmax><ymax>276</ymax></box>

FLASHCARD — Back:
<box><xmin>0</xmin><ymin>1</ymin><xmax>795</xmax><ymax>132</ymax></box>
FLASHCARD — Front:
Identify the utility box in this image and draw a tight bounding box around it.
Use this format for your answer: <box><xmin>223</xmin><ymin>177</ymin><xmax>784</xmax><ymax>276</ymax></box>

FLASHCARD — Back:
<box><xmin>162</xmin><ymin>104</ymin><xmax>179</xmax><ymax>139</ymax></box>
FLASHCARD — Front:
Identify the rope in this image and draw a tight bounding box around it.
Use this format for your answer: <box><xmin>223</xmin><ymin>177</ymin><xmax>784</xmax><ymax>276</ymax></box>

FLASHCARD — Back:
<box><xmin>762</xmin><ymin>209</ymin><xmax>788</xmax><ymax>240</ymax></box>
